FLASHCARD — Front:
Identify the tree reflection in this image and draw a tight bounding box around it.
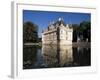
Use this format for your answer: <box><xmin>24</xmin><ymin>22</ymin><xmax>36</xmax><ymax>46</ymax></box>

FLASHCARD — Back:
<box><xmin>23</xmin><ymin>45</ymin><xmax>37</xmax><ymax>69</ymax></box>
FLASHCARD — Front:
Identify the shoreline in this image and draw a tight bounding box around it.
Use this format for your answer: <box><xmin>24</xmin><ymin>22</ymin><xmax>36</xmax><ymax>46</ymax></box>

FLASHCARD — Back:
<box><xmin>24</xmin><ymin>42</ymin><xmax>90</xmax><ymax>48</ymax></box>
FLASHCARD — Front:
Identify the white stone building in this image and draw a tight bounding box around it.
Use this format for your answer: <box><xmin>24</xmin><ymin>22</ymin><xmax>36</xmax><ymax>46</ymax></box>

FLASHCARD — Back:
<box><xmin>42</xmin><ymin>18</ymin><xmax>73</xmax><ymax>45</ymax></box>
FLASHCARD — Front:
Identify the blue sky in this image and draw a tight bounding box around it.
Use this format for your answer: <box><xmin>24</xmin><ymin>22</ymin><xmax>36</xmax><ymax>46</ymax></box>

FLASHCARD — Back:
<box><xmin>23</xmin><ymin>10</ymin><xmax>91</xmax><ymax>38</ymax></box>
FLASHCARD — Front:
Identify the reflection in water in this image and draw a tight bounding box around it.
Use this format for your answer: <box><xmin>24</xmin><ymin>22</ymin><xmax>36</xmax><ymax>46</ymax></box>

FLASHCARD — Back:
<box><xmin>23</xmin><ymin>45</ymin><xmax>91</xmax><ymax>69</ymax></box>
<box><xmin>73</xmin><ymin>47</ymin><xmax>91</xmax><ymax>66</ymax></box>
<box><xmin>42</xmin><ymin>45</ymin><xmax>73</xmax><ymax>67</ymax></box>
<box><xmin>23</xmin><ymin>46</ymin><xmax>37</xmax><ymax>69</ymax></box>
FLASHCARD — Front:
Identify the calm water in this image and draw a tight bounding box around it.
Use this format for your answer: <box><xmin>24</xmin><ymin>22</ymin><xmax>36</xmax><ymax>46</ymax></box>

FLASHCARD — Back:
<box><xmin>23</xmin><ymin>45</ymin><xmax>91</xmax><ymax>69</ymax></box>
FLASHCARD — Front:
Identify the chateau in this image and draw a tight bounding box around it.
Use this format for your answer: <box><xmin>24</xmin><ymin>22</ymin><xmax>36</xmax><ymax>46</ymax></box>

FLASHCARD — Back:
<box><xmin>42</xmin><ymin>18</ymin><xmax>73</xmax><ymax>45</ymax></box>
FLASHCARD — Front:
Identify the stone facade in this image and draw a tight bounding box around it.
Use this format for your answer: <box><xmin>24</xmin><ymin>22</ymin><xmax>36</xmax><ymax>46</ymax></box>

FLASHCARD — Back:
<box><xmin>42</xmin><ymin>18</ymin><xmax>73</xmax><ymax>45</ymax></box>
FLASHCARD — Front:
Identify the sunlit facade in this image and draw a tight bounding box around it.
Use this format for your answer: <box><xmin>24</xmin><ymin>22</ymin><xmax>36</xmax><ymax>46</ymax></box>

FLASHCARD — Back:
<box><xmin>42</xmin><ymin>18</ymin><xmax>73</xmax><ymax>45</ymax></box>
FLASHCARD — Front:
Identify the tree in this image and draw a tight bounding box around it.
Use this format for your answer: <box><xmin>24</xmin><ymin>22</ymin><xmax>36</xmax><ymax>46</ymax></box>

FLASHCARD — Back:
<box><xmin>23</xmin><ymin>21</ymin><xmax>38</xmax><ymax>43</ymax></box>
<box><xmin>72</xmin><ymin>21</ymin><xmax>91</xmax><ymax>42</ymax></box>
<box><xmin>79</xmin><ymin>21</ymin><xmax>91</xmax><ymax>42</ymax></box>
<box><xmin>72</xmin><ymin>24</ymin><xmax>79</xmax><ymax>42</ymax></box>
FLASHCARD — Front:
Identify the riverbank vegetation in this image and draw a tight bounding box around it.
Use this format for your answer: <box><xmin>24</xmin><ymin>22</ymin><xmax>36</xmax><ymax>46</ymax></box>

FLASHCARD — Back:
<box><xmin>23</xmin><ymin>21</ymin><xmax>91</xmax><ymax>45</ymax></box>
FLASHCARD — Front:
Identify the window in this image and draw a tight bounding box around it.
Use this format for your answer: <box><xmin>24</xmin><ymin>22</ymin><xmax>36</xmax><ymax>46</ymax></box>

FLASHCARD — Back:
<box><xmin>61</xmin><ymin>30</ymin><xmax>63</xmax><ymax>34</ymax></box>
<box><xmin>60</xmin><ymin>36</ymin><xmax>63</xmax><ymax>39</ymax></box>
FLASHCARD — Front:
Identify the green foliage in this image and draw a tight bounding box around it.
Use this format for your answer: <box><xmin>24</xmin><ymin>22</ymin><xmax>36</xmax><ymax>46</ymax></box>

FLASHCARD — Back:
<box><xmin>79</xmin><ymin>21</ymin><xmax>90</xmax><ymax>33</ymax></box>
<box><xmin>23</xmin><ymin>21</ymin><xmax>38</xmax><ymax>43</ymax></box>
<box><xmin>72</xmin><ymin>21</ymin><xmax>91</xmax><ymax>42</ymax></box>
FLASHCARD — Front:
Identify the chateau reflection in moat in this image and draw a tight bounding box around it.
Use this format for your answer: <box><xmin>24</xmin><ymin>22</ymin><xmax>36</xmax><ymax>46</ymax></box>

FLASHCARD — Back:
<box><xmin>42</xmin><ymin>45</ymin><xmax>73</xmax><ymax>67</ymax></box>
<box><xmin>23</xmin><ymin>45</ymin><xmax>91</xmax><ymax>69</ymax></box>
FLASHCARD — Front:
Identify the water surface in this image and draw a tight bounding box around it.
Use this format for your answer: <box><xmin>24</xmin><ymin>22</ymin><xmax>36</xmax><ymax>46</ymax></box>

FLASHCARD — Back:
<box><xmin>23</xmin><ymin>44</ymin><xmax>91</xmax><ymax>69</ymax></box>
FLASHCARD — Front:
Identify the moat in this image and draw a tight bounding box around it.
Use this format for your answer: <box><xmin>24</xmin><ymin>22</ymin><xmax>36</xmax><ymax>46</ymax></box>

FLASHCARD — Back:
<box><xmin>23</xmin><ymin>43</ymin><xmax>91</xmax><ymax>69</ymax></box>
